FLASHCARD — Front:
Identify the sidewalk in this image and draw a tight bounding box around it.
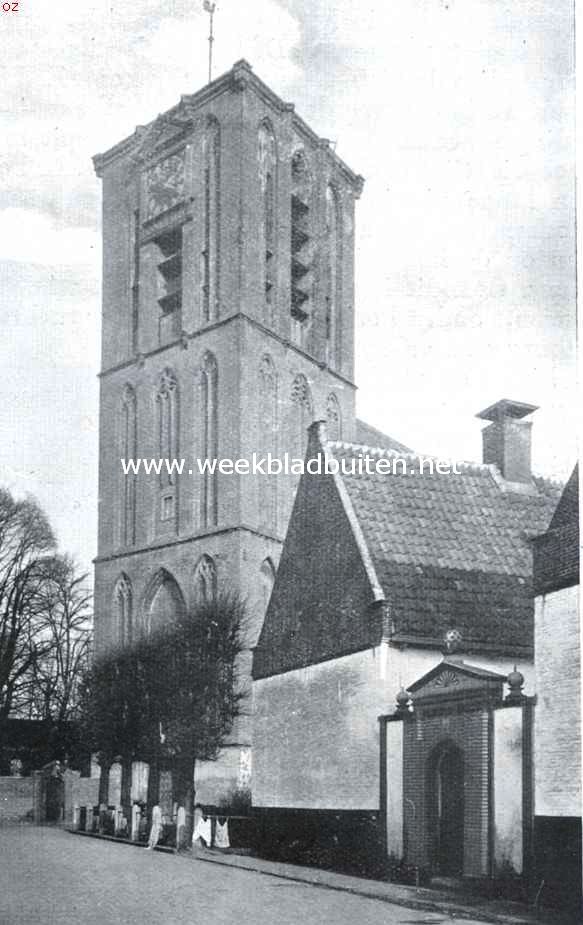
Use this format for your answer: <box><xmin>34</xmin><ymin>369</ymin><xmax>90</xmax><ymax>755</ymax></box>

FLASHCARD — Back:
<box><xmin>190</xmin><ymin>845</ymin><xmax>573</xmax><ymax>925</ymax></box>
<box><xmin>69</xmin><ymin>829</ymin><xmax>573</xmax><ymax>925</ymax></box>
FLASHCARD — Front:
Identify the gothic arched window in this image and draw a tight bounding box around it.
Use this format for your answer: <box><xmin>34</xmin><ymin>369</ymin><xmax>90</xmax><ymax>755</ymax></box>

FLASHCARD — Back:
<box><xmin>290</xmin><ymin>373</ymin><xmax>313</xmax><ymax>455</ymax></box>
<box><xmin>259</xmin><ymin>355</ymin><xmax>278</xmax><ymax>531</ymax></box>
<box><xmin>325</xmin><ymin>184</ymin><xmax>342</xmax><ymax>368</ymax></box>
<box><xmin>113</xmin><ymin>573</ymin><xmax>133</xmax><ymax>646</ymax></box>
<box><xmin>258</xmin><ymin>121</ymin><xmax>277</xmax><ymax>323</ymax></box>
<box><xmin>199</xmin><ymin>352</ymin><xmax>218</xmax><ymax>527</ymax></box>
<box><xmin>326</xmin><ymin>392</ymin><xmax>342</xmax><ymax>442</ymax></box>
<box><xmin>156</xmin><ymin>368</ymin><xmax>178</xmax><ymax>525</ymax></box>
<box><xmin>144</xmin><ymin>568</ymin><xmax>186</xmax><ymax>636</ymax></box>
<box><xmin>120</xmin><ymin>384</ymin><xmax>137</xmax><ymax>547</ymax></box>
<box><xmin>193</xmin><ymin>554</ymin><xmax>217</xmax><ymax>608</ymax></box>
<box><xmin>202</xmin><ymin>116</ymin><xmax>221</xmax><ymax>324</ymax></box>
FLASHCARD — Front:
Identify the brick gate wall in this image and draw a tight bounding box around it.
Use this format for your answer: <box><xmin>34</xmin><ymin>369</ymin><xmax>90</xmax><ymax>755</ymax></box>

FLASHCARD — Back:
<box><xmin>0</xmin><ymin>777</ymin><xmax>34</xmax><ymax>822</ymax></box>
<box><xmin>403</xmin><ymin>707</ymin><xmax>490</xmax><ymax>877</ymax></box>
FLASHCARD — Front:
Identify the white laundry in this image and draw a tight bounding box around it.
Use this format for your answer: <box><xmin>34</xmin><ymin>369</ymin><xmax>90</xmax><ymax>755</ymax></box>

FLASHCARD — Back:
<box><xmin>192</xmin><ymin>816</ymin><xmax>212</xmax><ymax>846</ymax></box>
<box><xmin>147</xmin><ymin>805</ymin><xmax>163</xmax><ymax>849</ymax></box>
<box><xmin>214</xmin><ymin>819</ymin><xmax>230</xmax><ymax>849</ymax></box>
<box><xmin>176</xmin><ymin>806</ymin><xmax>186</xmax><ymax>848</ymax></box>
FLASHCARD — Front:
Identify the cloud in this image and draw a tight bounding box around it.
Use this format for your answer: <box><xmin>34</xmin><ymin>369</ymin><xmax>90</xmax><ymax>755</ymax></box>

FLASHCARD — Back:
<box><xmin>0</xmin><ymin>0</ymin><xmax>576</xmax><ymax>573</ymax></box>
<box><xmin>0</xmin><ymin>208</ymin><xmax>100</xmax><ymax>268</ymax></box>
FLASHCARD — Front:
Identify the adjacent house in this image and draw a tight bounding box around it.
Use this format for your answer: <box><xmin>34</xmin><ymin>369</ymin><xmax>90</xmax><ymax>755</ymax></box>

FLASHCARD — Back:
<box><xmin>532</xmin><ymin>465</ymin><xmax>580</xmax><ymax>912</ymax></box>
<box><xmin>252</xmin><ymin>400</ymin><xmax>560</xmax><ymax>884</ymax></box>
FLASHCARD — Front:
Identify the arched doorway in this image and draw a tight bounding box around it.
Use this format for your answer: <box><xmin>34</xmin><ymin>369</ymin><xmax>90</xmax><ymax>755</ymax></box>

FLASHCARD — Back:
<box><xmin>428</xmin><ymin>743</ymin><xmax>465</xmax><ymax>876</ymax></box>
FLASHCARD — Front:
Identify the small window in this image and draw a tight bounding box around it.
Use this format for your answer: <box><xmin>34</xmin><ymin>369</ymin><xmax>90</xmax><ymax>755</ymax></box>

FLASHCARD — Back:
<box><xmin>161</xmin><ymin>494</ymin><xmax>175</xmax><ymax>521</ymax></box>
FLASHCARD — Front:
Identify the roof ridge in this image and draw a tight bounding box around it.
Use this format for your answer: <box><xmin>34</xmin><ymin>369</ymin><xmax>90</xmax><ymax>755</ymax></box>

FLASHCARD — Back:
<box><xmin>325</xmin><ymin>440</ymin><xmax>492</xmax><ymax>474</ymax></box>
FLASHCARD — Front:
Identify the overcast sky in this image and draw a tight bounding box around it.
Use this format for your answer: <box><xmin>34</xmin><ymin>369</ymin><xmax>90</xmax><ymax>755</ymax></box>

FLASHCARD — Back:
<box><xmin>0</xmin><ymin>0</ymin><xmax>576</xmax><ymax>575</ymax></box>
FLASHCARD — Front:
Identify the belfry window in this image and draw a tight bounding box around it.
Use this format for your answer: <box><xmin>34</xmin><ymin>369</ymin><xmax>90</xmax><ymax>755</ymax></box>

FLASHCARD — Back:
<box><xmin>155</xmin><ymin>226</ymin><xmax>183</xmax><ymax>343</ymax></box>
<box><xmin>259</xmin><ymin>122</ymin><xmax>277</xmax><ymax>323</ymax></box>
<box><xmin>290</xmin><ymin>150</ymin><xmax>312</xmax><ymax>342</ymax></box>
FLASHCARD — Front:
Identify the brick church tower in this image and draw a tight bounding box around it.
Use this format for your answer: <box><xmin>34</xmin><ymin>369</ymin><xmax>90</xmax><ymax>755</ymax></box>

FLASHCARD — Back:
<box><xmin>92</xmin><ymin>60</ymin><xmax>363</xmax><ymax>800</ymax></box>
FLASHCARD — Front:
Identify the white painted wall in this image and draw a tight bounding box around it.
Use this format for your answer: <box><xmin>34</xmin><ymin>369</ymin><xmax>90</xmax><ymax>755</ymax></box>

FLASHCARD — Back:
<box><xmin>534</xmin><ymin>585</ymin><xmax>581</xmax><ymax>817</ymax></box>
<box><xmin>493</xmin><ymin>706</ymin><xmax>523</xmax><ymax>874</ymax></box>
<box><xmin>385</xmin><ymin>720</ymin><xmax>403</xmax><ymax>857</ymax></box>
<box><xmin>253</xmin><ymin>643</ymin><xmax>532</xmax><ymax>810</ymax></box>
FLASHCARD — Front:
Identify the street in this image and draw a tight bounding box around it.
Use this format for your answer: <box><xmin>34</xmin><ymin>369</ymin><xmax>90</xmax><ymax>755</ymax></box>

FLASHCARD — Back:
<box><xmin>0</xmin><ymin>825</ymin><xmax>487</xmax><ymax>925</ymax></box>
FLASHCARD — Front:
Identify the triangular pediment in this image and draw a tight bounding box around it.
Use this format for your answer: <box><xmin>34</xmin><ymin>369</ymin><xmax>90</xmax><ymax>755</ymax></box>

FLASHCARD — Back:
<box><xmin>408</xmin><ymin>658</ymin><xmax>506</xmax><ymax>701</ymax></box>
<box><xmin>134</xmin><ymin>106</ymin><xmax>193</xmax><ymax>162</ymax></box>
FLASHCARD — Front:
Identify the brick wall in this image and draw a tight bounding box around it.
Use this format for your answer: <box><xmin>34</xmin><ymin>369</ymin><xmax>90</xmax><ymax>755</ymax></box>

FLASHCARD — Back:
<box><xmin>0</xmin><ymin>777</ymin><xmax>34</xmax><ymax>822</ymax></box>
<box><xmin>534</xmin><ymin>585</ymin><xmax>581</xmax><ymax>817</ymax></box>
<box><xmin>402</xmin><ymin>707</ymin><xmax>490</xmax><ymax>877</ymax></box>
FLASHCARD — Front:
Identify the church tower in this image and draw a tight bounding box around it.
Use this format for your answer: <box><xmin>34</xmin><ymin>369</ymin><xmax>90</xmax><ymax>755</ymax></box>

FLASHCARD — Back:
<box><xmin>92</xmin><ymin>60</ymin><xmax>363</xmax><ymax>800</ymax></box>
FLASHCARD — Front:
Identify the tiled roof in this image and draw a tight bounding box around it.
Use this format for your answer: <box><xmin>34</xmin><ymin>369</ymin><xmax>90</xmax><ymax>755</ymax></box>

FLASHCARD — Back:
<box><xmin>533</xmin><ymin>464</ymin><xmax>579</xmax><ymax>595</ymax></box>
<box><xmin>548</xmin><ymin>464</ymin><xmax>578</xmax><ymax>530</ymax></box>
<box><xmin>354</xmin><ymin>419</ymin><xmax>411</xmax><ymax>454</ymax></box>
<box><xmin>327</xmin><ymin>440</ymin><xmax>561</xmax><ymax>655</ymax></box>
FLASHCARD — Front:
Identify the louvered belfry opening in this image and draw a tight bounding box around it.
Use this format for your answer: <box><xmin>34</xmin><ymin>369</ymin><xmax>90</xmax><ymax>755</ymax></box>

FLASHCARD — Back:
<box><xmin>290</xmin><ymin>150</ymin><xmax>311</xmax><ymax>330</ymax></box>
<box><xmin>155</xmin><ymin>225</ymin><xmax>183</xmax><ymax>342</ymax></box>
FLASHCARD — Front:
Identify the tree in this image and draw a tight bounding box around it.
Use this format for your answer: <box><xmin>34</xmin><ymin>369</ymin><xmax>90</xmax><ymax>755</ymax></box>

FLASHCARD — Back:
<box><xmin>26</xmin><ymin>555</ymin><xmax>92</xmax><ymax>728</ymax></box>
<box><xmin>80</xmin><ymin>591</ymin><xmax>246</xmax><ymax>842</ymax></box>
<box><xmin>0</xmin><ymin>489</ymin><xmax>56</xmax><ymax>730</ymax></box>
<box><xmin>157</xmin><ymin>592</ymin><xmax>246</xmax><ymax>842</ymax></box>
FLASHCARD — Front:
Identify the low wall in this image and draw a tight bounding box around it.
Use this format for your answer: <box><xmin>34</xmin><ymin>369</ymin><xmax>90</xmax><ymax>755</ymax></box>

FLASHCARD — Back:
<box><xmin>0</xmin><ymin>777</ymin><xmax>34</xmax><ymax>822</ymax></box>
<box><xmin>64</xmin><ymin>771</ymin><xmax>99</xmax><ymax>823</ymax></box>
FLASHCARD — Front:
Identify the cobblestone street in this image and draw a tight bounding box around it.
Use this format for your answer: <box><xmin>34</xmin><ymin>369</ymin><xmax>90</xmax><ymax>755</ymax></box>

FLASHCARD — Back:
<box><xmin>0</xmin><ymin>825</ymin><xmax>493</xmax><ymax>925</ymax></box>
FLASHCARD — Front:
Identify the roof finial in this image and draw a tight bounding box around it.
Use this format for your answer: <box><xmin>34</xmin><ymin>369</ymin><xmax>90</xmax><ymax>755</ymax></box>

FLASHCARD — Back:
<box><xmin>203</xmin><ymin>1</ymin><xmax>217</xmax><ymax>84</ymax></box>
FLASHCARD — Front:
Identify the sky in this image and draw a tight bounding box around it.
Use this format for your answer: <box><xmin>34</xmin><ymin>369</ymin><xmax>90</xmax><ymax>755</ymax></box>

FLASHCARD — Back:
<box><xmin>0</xmin><ymin>0</ymin><xmax>576</xmax><ymax>576</ymax></box>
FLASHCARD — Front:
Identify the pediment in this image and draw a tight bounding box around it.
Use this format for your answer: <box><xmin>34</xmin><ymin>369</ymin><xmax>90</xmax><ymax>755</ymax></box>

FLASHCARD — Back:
<box><xmin>134</xmin><ymin>105</ymin><xmax>193</xmax><ymax>163</ymax></box>
<box><xmin>408</xmin><ymin>658</ymin><xmax>505</xmax><ymax>701</ymax></box>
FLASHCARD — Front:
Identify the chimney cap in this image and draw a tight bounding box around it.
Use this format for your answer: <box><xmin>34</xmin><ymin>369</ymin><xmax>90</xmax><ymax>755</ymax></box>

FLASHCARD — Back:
<box><xmin>476</xmin><ymin>399</ymin><xmax>539</xmax><ymax>423</ymax></box>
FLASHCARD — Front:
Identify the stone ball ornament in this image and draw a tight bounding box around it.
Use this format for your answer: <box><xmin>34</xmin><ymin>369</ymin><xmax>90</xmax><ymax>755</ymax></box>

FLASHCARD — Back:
<box><xmin>443</xmin><ymin>627</ymin><xmax>463</xmax><ymax>654</ymax></box>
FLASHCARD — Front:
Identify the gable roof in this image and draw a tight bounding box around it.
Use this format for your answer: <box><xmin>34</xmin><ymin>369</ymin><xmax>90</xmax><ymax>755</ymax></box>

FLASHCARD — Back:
<box><xmin>354</xmin><ymin>419</ymin><xmax>411</xmax><ymax>455</ymax></box>
<box><xmin>254</xmin><ymin>424</ymin><xmax>561</xmax><ymax>679</ymax></box>
<box><xmin>327</xmin><ymin>437</ymin><xmax>559</xmax><ymax>656</ymax></box>
<box><xmin>533</xmin><ymin>464</ymin><xmax>579</xmax><ymax>595</ymax></box>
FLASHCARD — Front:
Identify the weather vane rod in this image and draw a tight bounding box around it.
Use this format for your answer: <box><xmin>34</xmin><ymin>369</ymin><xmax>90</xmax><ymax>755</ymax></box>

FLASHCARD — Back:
<box><xmin>203</xmin><ymin>1</ymin><xmax>217</xmax><ymax>84</ymax></box>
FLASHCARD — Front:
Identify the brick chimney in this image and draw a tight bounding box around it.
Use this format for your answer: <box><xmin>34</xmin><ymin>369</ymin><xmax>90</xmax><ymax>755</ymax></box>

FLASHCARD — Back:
<box><xmin>476</xmin><ymin>399</ymin><xmax>539</xmax><ymax>483</ymax></box>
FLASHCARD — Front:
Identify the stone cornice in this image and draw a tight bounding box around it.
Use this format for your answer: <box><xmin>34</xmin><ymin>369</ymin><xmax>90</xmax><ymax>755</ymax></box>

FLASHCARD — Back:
<box><xmin>98</xmin><ymin>310</ymin><xmax>357</xmax><ymax>391</ymax></box>
<box><xmin>94</xmin><ymin>522</ymin><xmax>283</xmax><ymax>566</ymax></box>
<box><xmin>93</xmin><ymin>60</ymin><xmax>364</xmax><ymax>195</ymax></box>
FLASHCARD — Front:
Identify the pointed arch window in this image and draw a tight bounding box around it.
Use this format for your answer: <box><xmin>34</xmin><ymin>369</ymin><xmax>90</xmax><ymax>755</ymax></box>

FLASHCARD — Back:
<box><xmin>113</xmin><ymin>574</ymin><xmax>133</xmax><ymax>646</ymax></box>
<box><xmin>144</xmin><ymin>568</ymin><xmax>186</xmax><ymax>636</ymax></box>
<box><xmin>199</xmin><ymin>352</ymin><xmax>218</xmax><ymax>527</ymax></box>
<box><xmin>290</xmin><ymin>373</ymin><xmax>313</xmax><ymax>455</ymax></box>
<box><xmin>259</xmin><ymin>355</ymin><xmax>278</xmax><ymax>531</ymax></box>
<box><xmin>121</xmin><ymin>385</ymin><xmax>137</xmax><ymax>547</ymax></box>
<box><xmin>193</xmin><ymin>554</ymin><xmax>217</xmax><ymax>608</ymax></box>
<box><xmin>202</xmin><ymin>117</ymin><xmax>221</xmax><ymax>324</ymax></box>
<box><xmin>258</xmin><ymin>122</ymin><xmax>277</xmax><ymax>323</ymax></box>
<box><xmin>156</xmin><ymin>368</ymin><xmax>179</xmax><ymax>524</ymax></box>
<box><xmin>326</xmin><ymin>392</ymin><xmax>342</xmax><ymax>442</ymax></box>
<box><xmin>325</xmin><ymin>185</ymin><xmax>342</xmax><ymax>368</ymax></box>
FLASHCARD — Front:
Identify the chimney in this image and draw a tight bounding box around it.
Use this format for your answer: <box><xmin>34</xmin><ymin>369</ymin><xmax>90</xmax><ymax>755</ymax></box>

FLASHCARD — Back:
<box><xmin>476</xmin><ymin>399</ymin><xmax>538</xmax><ymax>483</ymax></box>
